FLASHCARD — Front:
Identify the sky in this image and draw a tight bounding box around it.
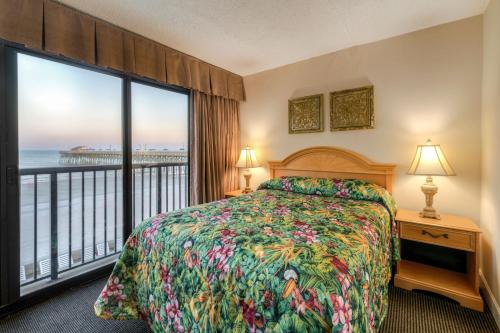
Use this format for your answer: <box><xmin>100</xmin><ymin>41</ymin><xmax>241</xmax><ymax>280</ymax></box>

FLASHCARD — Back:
<box><xmin>18</xmin><ymin>53</ymin><xmax>188</xmax><ymax>151</ymax></box>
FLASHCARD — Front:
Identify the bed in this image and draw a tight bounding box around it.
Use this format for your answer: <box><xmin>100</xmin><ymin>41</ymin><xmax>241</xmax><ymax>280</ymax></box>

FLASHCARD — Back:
<box><xmin>95</xmin><ymin>147</ymin><xmax>398</xmax><ymax>333</ymax></box>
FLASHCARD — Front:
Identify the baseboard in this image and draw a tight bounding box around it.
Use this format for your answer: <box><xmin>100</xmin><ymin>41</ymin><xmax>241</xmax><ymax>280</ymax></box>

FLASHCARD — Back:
<box><xmin>480</xmin><ymin>270</ymin><xmax>500</xmax><ymax>329</ymax></box>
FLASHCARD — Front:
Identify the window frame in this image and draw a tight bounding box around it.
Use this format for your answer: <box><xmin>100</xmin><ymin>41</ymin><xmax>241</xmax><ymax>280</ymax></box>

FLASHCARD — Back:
<box><xmin>0</xmin><ymin>39</ymin><xmax>191</xmax><ymax>315</ymax></box>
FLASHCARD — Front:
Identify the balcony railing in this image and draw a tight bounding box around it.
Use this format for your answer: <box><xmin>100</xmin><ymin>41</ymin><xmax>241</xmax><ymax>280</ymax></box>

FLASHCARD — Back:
<box><xmin>19</xmin><ymin>162</ymin><xmax>188</xmax><ymax>286</ymax></box>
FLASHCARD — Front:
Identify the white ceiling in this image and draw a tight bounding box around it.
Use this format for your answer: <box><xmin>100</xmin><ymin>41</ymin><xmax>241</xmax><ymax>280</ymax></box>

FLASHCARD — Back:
<box><xmin>60</xmin><ymin>0</ymin><xmax>489</xmax><ymax>76</ymax></box>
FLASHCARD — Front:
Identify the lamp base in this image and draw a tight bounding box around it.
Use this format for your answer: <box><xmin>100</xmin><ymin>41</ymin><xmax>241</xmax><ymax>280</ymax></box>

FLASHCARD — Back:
<box><xmin>420</xmin><ymin>176</ymin><xmax>440</xmax><ymax>219</ymax></box>
<box><xmin>242</xmin><ymin>172</ymin><xmax>253</xmax><ymax>193</ymax></box>
<box><xmin>420</xmin><ymin>209</ymin><xmax>440</xmax><ymax>219</ymax></box>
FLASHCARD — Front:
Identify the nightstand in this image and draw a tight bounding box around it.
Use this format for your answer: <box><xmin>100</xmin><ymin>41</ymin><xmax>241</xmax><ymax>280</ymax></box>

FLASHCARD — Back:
<box><xmin>224</xmin><ymin>189</ymin><xmax>245</xmax><ymax>198</ymax></box>
<box><xmin>394</xmin><ymin>209</ymin><xmax>483</xmax><ymax>311</ymax></box>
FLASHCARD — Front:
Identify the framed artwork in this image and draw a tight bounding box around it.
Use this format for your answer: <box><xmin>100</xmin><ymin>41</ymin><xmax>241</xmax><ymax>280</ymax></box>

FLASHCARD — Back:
<box><xmin>330</xmin><ymin>86</ymin><xmax>374</xmax><ymax>131</ymax></box>
<box><xmin>288</xmin><ymin>94</ymin><xmax>324</xmax><ymax>134</ymax></box>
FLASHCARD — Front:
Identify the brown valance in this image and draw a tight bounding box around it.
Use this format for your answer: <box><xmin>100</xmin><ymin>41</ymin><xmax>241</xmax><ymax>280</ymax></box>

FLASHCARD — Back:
<box><xmin>0</xmin><ymin>0</ymin><xmax>43</xmax><ymax>50</ymax></box>
<box><xmin>165</xmin><ymin>48</ymin><xmax>191</xmax><ymax>88</ymax></box>
<box><xmin>96</xmin><ymin>21</ymin><xmax>125</xmax><ymax>71</ymax></box>
<box><xmin>0</xmin><ymin>0</ymin><xmax>245</xmax><ymax>101</ymax></box>
<box><xmin>134</xmin><ymin>36</ymin><xmax>166</xmax><ymax>83</ymax></box>
<box><xmin>44</xmin><ymin>0</ymin><xmax>96</xmax><ymax>64</ymax></box>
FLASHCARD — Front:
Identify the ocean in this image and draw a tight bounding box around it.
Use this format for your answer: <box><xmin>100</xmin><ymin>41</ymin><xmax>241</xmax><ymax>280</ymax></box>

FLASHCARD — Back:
<box><xmin>19</xmin><ymin>150</ymin><xmax>187</xmax><ymax>273</ymax></box>
<box><xmin>20</xmin><ymin>149</ymin><xmax>62</xmax><ymax>169</ymax></box>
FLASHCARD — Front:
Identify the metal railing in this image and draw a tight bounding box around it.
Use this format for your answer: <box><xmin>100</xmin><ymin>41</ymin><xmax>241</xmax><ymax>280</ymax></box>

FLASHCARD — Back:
<box><xmin>132</xmin><ymin>163</ymin><xmax>188</xmax><ymax>226</ymax></box>
<box><xmin>19</xmin><ymin>162</ymin><xmax>188</xmax><ymax>286</ymax></box>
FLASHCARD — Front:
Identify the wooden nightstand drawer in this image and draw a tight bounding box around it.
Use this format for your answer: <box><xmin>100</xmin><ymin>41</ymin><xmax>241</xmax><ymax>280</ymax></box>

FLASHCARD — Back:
<box><xmin>400</xmin><ymin>222</ymin><xmax>475</xmax><ymax>252</ymax></box>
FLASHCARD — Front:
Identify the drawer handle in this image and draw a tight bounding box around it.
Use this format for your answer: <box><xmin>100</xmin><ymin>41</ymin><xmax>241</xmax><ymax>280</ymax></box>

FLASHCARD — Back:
<box><xmin>422</xmin><ymin>229</ymin><xmax>448</xmax><ymax>239</ymax></box>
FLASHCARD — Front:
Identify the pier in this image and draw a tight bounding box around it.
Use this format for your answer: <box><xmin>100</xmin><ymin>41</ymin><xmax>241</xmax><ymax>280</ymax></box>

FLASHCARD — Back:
<box><xmin>59</xmin><ymin>146</ymin><xmax>188</xmax><ymax>165</ymax></box>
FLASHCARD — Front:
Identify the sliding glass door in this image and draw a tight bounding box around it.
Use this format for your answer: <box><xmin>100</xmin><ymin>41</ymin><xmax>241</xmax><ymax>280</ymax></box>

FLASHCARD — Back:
<box><xmin>131</xmin><ymin>82</ymin><xmax>189</xmax><ymax>226</ymax></box>
<box><xmin>0</xmin><ymin>45</ymin><xmax>190</xmax><ymax>304</ymax></box>
<box><xmin>16</xmin><ymin>53</ymin><xmax>124</xmax><ymax>293</ymax></box>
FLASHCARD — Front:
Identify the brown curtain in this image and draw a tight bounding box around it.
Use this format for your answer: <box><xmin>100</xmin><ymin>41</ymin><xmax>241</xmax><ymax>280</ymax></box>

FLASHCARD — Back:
<box><xmin>190</xmin><ymin>91</ymin><xmax>240</xmax><ymax>205</ymax></box>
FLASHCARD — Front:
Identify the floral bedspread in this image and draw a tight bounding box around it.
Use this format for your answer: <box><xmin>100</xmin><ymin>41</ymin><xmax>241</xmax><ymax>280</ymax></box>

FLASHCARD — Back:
<box><xmin>95</xmin><ymin>177</ymin><xmax>399</xmax><ymax>333</ymax></box>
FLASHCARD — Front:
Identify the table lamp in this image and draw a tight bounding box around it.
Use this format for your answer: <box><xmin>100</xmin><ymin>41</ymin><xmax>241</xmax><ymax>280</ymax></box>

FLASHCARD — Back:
<box><xmin>236</xmin><ymin>145</ymin><xmax>260</xmax><ymax>193</ymax></box>
<box><xmin>407</xmin><ymin>139</ymin><xmax>455</xmax><ymax>219</ymax></box>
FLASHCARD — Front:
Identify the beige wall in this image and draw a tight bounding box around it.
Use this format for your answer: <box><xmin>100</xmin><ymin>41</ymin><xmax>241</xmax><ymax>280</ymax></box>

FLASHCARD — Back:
<box><xmin>241</xmin><ymin>16</ymin><xmax>483</xmax><ymax>223</ymax></box>
<box><xmin>481</xmin><ymin>0</ymin><xmax>500</xmax><ymax>323</ymax></box>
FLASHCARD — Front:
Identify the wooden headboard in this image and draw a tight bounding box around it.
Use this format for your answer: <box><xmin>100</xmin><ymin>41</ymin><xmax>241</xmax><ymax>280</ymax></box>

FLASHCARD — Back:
<box><xmin>268</xmin><ymin>146</ymin><xmax>396</xmax><ymax>192</ymax></box>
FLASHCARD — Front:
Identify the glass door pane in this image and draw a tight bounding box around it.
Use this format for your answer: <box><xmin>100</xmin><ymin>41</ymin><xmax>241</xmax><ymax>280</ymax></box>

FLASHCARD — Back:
<box><xmin>131</xmin><ymin>82</ymin><xmax>189</xmax><ymax>226</ymax></box>
<box><xmin>17</xmin><ymin>53</ymin><xmax>123</xmax><ymax>292</ymax></box>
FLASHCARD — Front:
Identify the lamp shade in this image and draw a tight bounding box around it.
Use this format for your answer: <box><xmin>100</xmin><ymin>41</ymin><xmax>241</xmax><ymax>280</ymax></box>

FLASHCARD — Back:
<box><xmin>407</xmin><ymin>139</ymin><xmax>455</xmax><ymax>176</ymax></box>
<box><xmin>236</xmin><ymin>146</ymin><xmax>260</xmax><ymax>168</ymax></box>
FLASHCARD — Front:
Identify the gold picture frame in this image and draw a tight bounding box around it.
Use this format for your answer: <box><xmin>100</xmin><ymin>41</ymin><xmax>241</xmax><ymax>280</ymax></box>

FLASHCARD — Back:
<box><xmin>288</xmin><ymin>94</ymin><xmax>324</xmax><ymax>134</ymax></box>
<box><xmin>330</xmin><ymin>86</ymin><xmax>374</xmax><ymax>131</ymax></box>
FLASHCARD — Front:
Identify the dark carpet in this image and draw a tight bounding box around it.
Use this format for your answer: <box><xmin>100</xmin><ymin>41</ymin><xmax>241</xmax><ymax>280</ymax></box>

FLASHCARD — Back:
<box><xmin>0</xmin><ymin>278</ymin><xmax>498</xmax><ymax>332</ymax></box>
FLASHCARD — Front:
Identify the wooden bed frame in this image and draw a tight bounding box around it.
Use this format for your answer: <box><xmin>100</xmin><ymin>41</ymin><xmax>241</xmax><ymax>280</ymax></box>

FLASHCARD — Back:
<box><xmin>268</xmin><ymin>146</ymin><xmax>396</xmax><ymax>192</ymax></box>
